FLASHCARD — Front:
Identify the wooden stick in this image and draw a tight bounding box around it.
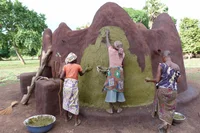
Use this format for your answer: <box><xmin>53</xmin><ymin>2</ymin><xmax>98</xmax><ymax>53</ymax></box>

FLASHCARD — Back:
<box><xmin>20</xmin><ymin>48</ymin><xmax>52</xmax><ymax>105</ymax></box>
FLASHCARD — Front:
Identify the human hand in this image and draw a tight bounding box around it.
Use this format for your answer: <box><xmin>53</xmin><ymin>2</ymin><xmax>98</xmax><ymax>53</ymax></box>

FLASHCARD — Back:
<box><xmin>105</xmin><ymin>29</ymin><xmax>110</xmax><ymax>35</ymax></box>
<box><xmin>145</xmin><ymin>77</ymin><xmax>151</xmax><ymax>82</ymax></box>
<box><xmin>97</xmin><ymin>65</ymin><xmax>101</xmax><ymax>72</ymax></box>
<box><xmin>85</xmin><ymin>66</ymin><xmax>93</xmax><ymax>72</ymax></box>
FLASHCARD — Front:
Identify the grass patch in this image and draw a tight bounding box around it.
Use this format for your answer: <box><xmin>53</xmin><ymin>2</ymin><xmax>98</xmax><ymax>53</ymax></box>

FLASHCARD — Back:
<box><xmin>184</xmin><ymin>58</ymin><xmax>200</xmax><ymax>68</ymax></box>
<box><xmin>0</xmin><ymin>59</ymin><xmax>39</xmax><ymax>86</ymax></box>
<box><xmin>184</xmin><ymin>58</ymin><xmax>200</xmax><ymax>84</ymax></box>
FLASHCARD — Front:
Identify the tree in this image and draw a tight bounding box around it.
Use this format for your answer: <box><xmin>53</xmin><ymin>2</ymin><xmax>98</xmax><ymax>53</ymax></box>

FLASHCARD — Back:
<box><xmin>76</xmin><ymin>22</ymin><xmax>90</xmax><ymax>30</ymax></box>
<box><xmin>171</xmin><ymin>16</ymin><xmax>177</xmax><ymax>26</ymax></box>
<box><xmin>14</xmin><ymin>28</ymin><xmax>42</xmax><ymax>57</ymax></box>
<box><xmin>0</xmin><ymin>33</ymin><xmax>10</xmax><ymax>60</ymax></box>
<box><xmin>0</xmin><ymin>0</ymin><xmax>47</xmax><ymax>64</ymax></box>
<box><xmin>123</xmin><ymin>8</ymin><xmax>149</xmax><ymax>29</ymax></box>
<box><xmin>179</xmin><ymin>18</ymin><xmax>200</xmax><ymax>55</ymax></box>
<box><xmin>143</xmin><ymin>0</ymin><xmax>168</xmax><ymax>28</ymax></box>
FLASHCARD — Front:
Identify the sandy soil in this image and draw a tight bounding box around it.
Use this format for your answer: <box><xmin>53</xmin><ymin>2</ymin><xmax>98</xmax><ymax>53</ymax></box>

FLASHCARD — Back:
<box><xmin>0</xmin><ymin>68</ymin><xmax>200</xmax><ymax>133</ymax></box>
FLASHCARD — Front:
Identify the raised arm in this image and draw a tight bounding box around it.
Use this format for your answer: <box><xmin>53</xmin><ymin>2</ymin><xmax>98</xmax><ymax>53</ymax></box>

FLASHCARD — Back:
<box><xmin>105</xmin><ymin>29</ymin><xmax>111</xmax><ymax>48</ymax></box>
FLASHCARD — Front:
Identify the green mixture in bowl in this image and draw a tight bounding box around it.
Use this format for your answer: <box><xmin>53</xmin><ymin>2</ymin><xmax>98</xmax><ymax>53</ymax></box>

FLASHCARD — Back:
<box><xmin>26</xmin><ymin>116</ymin><xmax>54</xmax><ymax>127</ymax></box>
<box><xmin>173</xmin><ymin>113</ymin><xmax>185</xmax><ymax>120</ymax></box>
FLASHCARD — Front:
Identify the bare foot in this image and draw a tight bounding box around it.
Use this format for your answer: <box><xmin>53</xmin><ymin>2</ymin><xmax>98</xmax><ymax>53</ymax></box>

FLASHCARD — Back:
<box><xmin>106</xmin><ymin>108</ymin><xmax>113</xmax><ymax>114</ymax></box>
<box><xmin>158</xmin><ymin>127</ymin><xmax>166</xmax><ymax>133</ymax></box>
<box><xmin>65</xmin><ymin>114</ymin><xmax>72</xmax><ymax>122</ymax></box>
<box><xmin>117</xmin><ymin>107</ymin><xmax>123</xmax><ymax>113</ymax></box>
<box><xmin>74</xmin><ymin>119</ymin><xmax>81</xmax><ymax>126</ymax></box>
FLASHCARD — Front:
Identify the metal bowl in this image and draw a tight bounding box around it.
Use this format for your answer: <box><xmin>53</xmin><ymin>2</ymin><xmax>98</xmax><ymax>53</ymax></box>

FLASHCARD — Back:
<box><xmin>173</xmin><ymin>112</ymin><xmax>186</xmax><ymax>124</ymax></box>
<box><xmin>23</xmin><ymin>114</ymin><xmax>56</xmax><ymax>133</ymax></box>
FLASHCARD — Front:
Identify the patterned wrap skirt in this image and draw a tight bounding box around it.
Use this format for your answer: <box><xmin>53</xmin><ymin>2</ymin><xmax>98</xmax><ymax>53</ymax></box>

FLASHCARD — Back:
<box><xmin>63</xmin><ymin>78</ymin><xmax>79</xmax><ymax>115</ymax></box>
<box><xmin>104</xmin><ymin>67</ymin><xmax>125</xmax><ymax>103</ymax></box>
<box><xmin>153</xmin><ymin>87</ymin><xmax>177</xmax><ymax>125</ymax></box>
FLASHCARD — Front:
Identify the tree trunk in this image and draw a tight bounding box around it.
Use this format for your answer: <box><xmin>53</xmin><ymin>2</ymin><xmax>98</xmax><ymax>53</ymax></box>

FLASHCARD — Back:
<box><xmin>13</xmin><ymin>45</ymin><xmax>26</xmax><ymax>65</ymax></box>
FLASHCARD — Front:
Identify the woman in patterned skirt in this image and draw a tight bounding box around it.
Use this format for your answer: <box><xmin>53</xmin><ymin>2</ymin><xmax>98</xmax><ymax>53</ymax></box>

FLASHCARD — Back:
<box><xmin>60</xmin><ymin>52</ymin><xmax>91</xmax><ymax>126</ymax></box>
<box><xmin>103</xmin><ymin>29</ymin><xmax>125</xmax><ymax>114</ymax></box>
<box><xmin>145</xmin><ymin>50</ymin><xmax>181</xmax><ymax>133</ymax></box>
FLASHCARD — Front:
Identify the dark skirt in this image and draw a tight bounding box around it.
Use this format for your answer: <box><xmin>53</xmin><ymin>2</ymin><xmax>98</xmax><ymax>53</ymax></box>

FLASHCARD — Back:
<box><xmin>153</xmin><ymin>88</ymin><xmax>177</xmax><ymax>125</ymax></box>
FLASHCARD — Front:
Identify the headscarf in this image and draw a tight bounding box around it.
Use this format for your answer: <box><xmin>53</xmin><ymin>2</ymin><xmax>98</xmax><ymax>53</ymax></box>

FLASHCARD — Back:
<box><xmin>162</xmin><ymin>50</ymin><xmax>171</xmax><ymax>58</ymax></box>
<box><xmin>65</xmin><ymin>52</ymin><xmax>77</xmax><ymax>64</ymax></box>
<box><xmin>113</xmin><ymin>41</ymin><xmax>124</xmax><ymax>55</ymax></box>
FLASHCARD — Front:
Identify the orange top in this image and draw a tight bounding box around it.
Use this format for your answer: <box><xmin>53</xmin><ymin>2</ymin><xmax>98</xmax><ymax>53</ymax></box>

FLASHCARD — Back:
<box><xmin>63</xmin><ymin>64</ymin><xmax>83</xmax><ymax>80</ymax></box>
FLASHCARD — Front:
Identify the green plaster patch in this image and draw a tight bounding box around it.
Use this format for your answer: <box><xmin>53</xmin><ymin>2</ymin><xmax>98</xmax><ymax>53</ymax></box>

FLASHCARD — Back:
<box><xmin>79</xmin><ymin>26</ymin><xmax>154</xmax><ymax>108</ymax></box>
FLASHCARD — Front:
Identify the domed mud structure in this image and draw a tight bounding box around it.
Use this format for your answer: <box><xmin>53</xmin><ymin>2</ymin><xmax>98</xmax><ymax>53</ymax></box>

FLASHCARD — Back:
<box><xmin>20</xmin><ymin>2</ymin><xmax>187</xmax><ymax>114</ymax></box>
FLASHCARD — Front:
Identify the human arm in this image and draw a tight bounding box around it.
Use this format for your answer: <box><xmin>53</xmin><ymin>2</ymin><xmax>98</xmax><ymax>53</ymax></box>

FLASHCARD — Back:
<box><xmin>177</xmin><ymin>75</ymin><xmax>181</xmax><ymax>83</ymax></box>
<box><xmin>122</xmin><ymin>59</ymin><xmax>124</xmax><ymax>68</ymax></box>
<box><xmin>176</xmin><ymin>70</ymin><xmax>181</xmax><ymax>83</ymax></box>
<box><xmin>105</xmin><ymin>29</ymin><xmax>111</xmax><ymax>48</ymax></box>
<box><xmin>145</xmin><ymin>64</ymin><xmax>161</xmax><ymax>83</ymax></box>
<box><xmin>79</xmin><ymin>66</ymin><xmax>92</xmax><ymax>76</ymax></box>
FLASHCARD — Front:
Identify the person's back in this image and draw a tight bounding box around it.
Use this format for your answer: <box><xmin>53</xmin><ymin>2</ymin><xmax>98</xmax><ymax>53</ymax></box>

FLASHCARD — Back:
<box><xmin>108</xmin><ymin>46</ymin><xmax>125</xmax><ymax>67</ymax></box>
<box><xmin>63</xmin><ymin>63</ymin><xmax>82</xmax><ymax>80</ymax></box>
<box><xmin>157</xmin><ymin>61</ymin><xmax>180</xmax><ymax>91</ymax></box>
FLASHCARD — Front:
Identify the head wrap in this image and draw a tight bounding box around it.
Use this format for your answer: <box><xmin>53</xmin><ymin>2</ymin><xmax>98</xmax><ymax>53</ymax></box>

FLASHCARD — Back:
<box><xmin>65</xmin><ymin>52</ymin><xmax>77</xmax><ymax>64</ymax></box>
<box><xmin>113</xmin><ymin>41</ymin><xmax>124</xmax><ymax>55</ymax></box>
<box><xmin>162</xmin><ymin>50</ymin><xmax>171</xmax><ymax>58</ymax></box>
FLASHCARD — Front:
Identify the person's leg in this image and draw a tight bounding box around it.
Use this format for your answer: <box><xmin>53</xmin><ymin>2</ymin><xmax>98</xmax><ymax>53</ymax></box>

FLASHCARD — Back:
<box><xmin>106</xmin><ymin>103</ymin><xmax>114</xmax><ymax>114</ymax></box>
<box><xmin>116</xmin><ymin>102</ymin><xmax>122</xmax><ymax>113</ymax></box>
<box><xmin>64</xmin><ymin>111</ymin><xmax>68</xmax><ymax>121</ymax></box>
<box><xmin>158</xmin><ymin>121</ymin><xmax>168</xmax><ymax>133</ymax></box>
<box><xmin>74</xmin><ymin>115</ymin><xmax>81</xmax><ymax>126</ymax></box>
<box><xmin>116</xmin><ymin>92</ymin><xmax>125</xmax><ymax>113</ymax></box>
<box><xmin>105</xmin><ymin>90</ymin><xmax>117</xmax><ymax>114</ymax></box>
<box><xmin>64</xmin><ymin>111</ymin><xmax>72</xmax><ymax>121</ymax></box>
<box><xmin>166</xmin><ymin>124</ymin><xmax>171</xmax><ymax>133</ymax></box>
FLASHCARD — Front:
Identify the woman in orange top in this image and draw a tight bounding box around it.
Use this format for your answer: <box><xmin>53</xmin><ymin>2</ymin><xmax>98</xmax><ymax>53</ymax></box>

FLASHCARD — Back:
<box><xmin>60</xmin><ymin>52</ymin><xmax>91</xmax><ymax>126</ymax></box>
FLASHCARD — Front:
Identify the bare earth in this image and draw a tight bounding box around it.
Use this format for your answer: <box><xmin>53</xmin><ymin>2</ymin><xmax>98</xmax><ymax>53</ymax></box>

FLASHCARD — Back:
<box><xmin>0</xmin><ymin>69</ymin><xmax>200</xmax><ymax>133</ymax></box>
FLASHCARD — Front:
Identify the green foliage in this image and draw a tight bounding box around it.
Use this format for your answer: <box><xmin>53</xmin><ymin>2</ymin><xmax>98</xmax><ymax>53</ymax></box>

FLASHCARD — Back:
<box><xmin>0</xmin><ymin>0</ymin><xmax>47</xmax><ymax>59</ymax></box>
<box><xmin>76</xmin><ymin>22</ymin><xmax>90</xmax><ymax>30</ymax></box>
<box><xmin>171</xmin><ymin>16</ymin><xmax>177</xmax><ymax>25</ymax></box>
<box><xmin>179</xmin><ymin>18</ymin><xmax>200</xmax><ymax>54</ymax></box>
<box><xmin>0</xmin><ymin>33</ymin><xmax>10</xmax><ymax>58</ymax></box>
<box><xmin>14</xmin><ymin>28</ymin><xmax>42</xmax><ymax>56</ymax></box>
<box><xmin>143</xmin><ymin>0</ymin><xmax>168</xmax><ymax>28</ymax></box>
<box><xmin>123</xmin><ymin>8</ymin><xmax>149</xmax><ymax>29</ymax></box>
<box><xmin>0</xmin><ymin>44</ymin><xmax>10</xmax><ymax>59</ymax></box>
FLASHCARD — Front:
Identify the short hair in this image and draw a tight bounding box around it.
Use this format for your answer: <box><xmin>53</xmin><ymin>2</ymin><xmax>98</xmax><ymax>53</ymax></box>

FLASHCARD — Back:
<box><xmin>162</xmin><ymin>50</ymin><xmax>171</xmax><ymax>57</ymax></box>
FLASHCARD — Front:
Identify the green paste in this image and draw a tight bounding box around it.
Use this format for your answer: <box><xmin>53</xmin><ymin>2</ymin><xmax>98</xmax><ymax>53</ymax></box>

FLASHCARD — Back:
<box><xmin>79</xmin><ymin>26</ymin><xmax>154</xmax><ymax>108</ymax></box>
<box><xmin>26</xmin><ymin>116</ymin><xmax>54</xmax><ymax>127</ymax></box>
<box><xmin>173</xmin><ymin>113</ymin><xmax>184</xmax><ymax>120</ymax></box>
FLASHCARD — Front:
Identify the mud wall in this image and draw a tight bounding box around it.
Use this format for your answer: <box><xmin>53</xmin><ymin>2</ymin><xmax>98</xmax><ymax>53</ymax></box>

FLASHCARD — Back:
<box><xmin>79</xmin><ymin>26</ymin><xmax>154</xmax><ymax>108</ymax></box>
<box><xmin>39</xmin><ymin>2</ymin><xmax>187</xmax><ymax>108</ymax></box>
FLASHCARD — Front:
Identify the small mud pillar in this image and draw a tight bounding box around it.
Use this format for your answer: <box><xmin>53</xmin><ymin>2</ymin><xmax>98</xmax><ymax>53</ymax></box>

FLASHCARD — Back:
<box><xmin>35</xmin><ymin>78</ymin><xmax>61</xmax><ymax>115</ymax></box>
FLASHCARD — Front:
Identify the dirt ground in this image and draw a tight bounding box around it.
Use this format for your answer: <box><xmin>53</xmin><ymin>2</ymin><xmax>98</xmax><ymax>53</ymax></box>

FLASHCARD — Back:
<box><xmin>0</xmin><ymin>69</ymin><xmax>200</xmax><ymax>133</ymax></box>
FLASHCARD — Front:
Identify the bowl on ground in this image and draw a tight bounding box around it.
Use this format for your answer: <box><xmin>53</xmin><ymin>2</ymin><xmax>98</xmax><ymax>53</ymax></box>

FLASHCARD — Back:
<box><xmin>23</xmin><ymin>114</ymin><xmax>56</xmax><ymax>133</ymax></box>
<box><xmin>173</xmin><ymin>112</ymin><xmax>186</xmax><ymax>124</ymax></box>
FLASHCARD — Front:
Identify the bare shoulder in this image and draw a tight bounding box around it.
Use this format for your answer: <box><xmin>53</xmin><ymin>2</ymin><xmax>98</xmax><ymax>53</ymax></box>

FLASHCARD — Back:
<box><xmin>172</xmin><ymin>62</ymin><xmax>180</xmax><ymax>71</ymax></box>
